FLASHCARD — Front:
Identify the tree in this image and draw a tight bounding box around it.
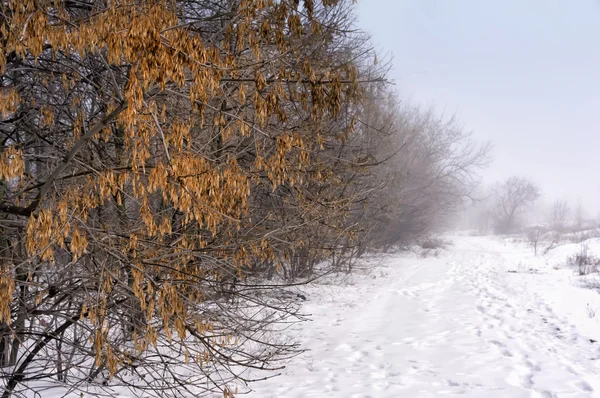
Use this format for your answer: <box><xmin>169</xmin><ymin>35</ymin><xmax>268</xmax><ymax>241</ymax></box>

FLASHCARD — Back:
<box><xmin>352</xmin><ymin>97</ymin><xmax>491</xmax><ymax>251</ymax></box>
<box><xmin>550</xmin><ymin>199</ymin><xmax>570</xmax><ymax>232</ymax></box>
<box><xmin>527</xmin><ymin>226</ymin><xmax>544</xmax><ymax>255</ymax></box>
<box><xmin>574</xmin><ymin>198</ymin><xmax>585</xmax><ymax>231</ymax></box>
<box><xmin>492</xmin><ymin>177</ymin><xmax>540</xmax><ymax>233</ymax></box>
<box><xmin>0</xmin><ymin>0</ymin><xmax>385</xmax><ymax>396</ymax></box>
<box><xmin>0</xmin><ymin>1</ymin><xmax>493</xmax><ymax>396</ymax></box>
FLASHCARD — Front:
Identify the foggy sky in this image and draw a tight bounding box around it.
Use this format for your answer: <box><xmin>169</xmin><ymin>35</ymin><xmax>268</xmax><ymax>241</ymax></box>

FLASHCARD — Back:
<box><xmin>356</xmin><ymin>0</ymin><xmax>600</xmax><ymax>216</ymax></box>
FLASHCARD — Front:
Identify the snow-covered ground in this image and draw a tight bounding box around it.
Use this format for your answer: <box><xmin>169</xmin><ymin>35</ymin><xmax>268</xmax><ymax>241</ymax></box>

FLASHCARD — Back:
<box><xmin>246</xmin><ymin>236</ymin><xmax>600</xmax><ymax>397</ymax></box>
<box><xmin>6</xmin><ymin>235</ymin><xmax>600</xmax><ymax>397</ymax></box>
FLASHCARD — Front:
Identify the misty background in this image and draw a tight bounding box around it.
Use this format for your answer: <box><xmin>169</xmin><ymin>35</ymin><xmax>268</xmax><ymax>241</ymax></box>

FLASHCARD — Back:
<box><xmin>357</xmin><ymin>0</ymin><xmax>600</xmax><ymax>219</ymax></box>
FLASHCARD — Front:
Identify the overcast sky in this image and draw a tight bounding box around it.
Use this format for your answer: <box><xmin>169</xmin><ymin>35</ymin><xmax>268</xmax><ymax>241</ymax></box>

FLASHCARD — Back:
<box><xmin>356</xmin><ymin>0</ymin><xmax>600</xmax><ymax>215</ymax></box>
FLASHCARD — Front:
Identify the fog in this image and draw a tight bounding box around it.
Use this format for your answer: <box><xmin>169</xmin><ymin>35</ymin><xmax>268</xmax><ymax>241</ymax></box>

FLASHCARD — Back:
<box><xmin>357</xmin><ymin>0</ymin><xmax>600</xmax><ymax>216</ymax></box>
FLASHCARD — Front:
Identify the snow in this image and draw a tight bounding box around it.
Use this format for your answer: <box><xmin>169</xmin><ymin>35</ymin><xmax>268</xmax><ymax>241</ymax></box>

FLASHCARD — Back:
<box><xmin>6</xmin><ymin>235</ymin><xmax>600</xmax><ymax>397</ymax></box>
<box><xmin>246</xmin><ymin>236</ymin><xmax>600</xmax><ymax>397</ymax></box>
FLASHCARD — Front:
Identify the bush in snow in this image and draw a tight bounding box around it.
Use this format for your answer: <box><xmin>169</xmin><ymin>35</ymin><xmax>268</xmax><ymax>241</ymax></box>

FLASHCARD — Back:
<box><xmin>525</xmin><ymin>226</ymin><xmax>545</xmax><ymax>255</ymax></box>
<box><xmin>420</xmin><ymin>237</ymin><xmax>448</xmax><ymax>250</ymax></box>
<box><xmin>567</xmin><ymin>242</ymin><xmax>600</xmax><ymax>276</ymax></box>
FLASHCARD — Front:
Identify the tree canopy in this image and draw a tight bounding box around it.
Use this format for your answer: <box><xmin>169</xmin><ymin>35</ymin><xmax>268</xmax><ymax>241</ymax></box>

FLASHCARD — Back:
<box><xmin>0</xmin><ymin>1</ymin><xmax>488</xmax><ymax>396</ymax></box>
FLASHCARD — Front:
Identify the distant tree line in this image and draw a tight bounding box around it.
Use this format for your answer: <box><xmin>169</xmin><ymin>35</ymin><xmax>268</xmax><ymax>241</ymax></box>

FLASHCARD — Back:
<box><xmin>464</xmin><ymin>175</ymin><xmax>598</xmax><ymax>236</ymax></box>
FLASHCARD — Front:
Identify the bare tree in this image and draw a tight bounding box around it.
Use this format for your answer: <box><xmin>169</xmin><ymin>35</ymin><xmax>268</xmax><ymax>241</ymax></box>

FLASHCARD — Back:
<box><xmin>492</xmin><ymin>177</ymin><xmax>540</xmax><ymax>234</ymax></box>
<box><xmin>550</xmin><ymin>199</ymin><xmax>570</xmax><ymax>232</ymax></box>
<box><xmin>357</xmin><ymin>99</ymin><xmax>491</xmax><ymax>250</ymax></box>
<box><xmin>459</xmin><ymin>186</ymin><xmax>495</xmax><ymax>235</ymax></box>
<box><xmin>527</xmin><ymin>226</ymin><xmax>543</xmax><ymax>255</ymax></box>
<box><xmin>574</xmin><ymin>198</ymin><xmax>585</xmax><ymax>231</ymax></box>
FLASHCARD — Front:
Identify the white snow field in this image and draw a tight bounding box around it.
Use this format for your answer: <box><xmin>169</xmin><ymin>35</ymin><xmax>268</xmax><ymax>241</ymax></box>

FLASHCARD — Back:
<box><xmin>246</xmin><ymin>236</ymin><xmax>600</xmax><ymax>398</ymax></box>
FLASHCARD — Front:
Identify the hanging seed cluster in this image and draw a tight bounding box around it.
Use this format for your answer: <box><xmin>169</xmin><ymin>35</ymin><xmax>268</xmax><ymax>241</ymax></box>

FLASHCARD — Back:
<box><xmin>0</xmin><ymin>0</ymin><xmax>366</xmax><ymax>384</ymax></box>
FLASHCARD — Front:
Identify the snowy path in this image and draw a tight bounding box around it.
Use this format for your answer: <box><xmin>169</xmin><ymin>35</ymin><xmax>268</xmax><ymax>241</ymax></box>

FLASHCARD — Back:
<box><xmin>247</xmin><ymin>237</ymin><xmax>600</xmax><ymax>397</ymax></box>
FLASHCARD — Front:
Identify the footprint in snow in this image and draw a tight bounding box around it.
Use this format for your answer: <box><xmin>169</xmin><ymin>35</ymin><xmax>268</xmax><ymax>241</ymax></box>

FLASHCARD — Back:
<box><xmin>501</xmin><ymin>349</ymin><xmax>513</xmax><ymax>357</ymax></box>
<box><xmin>534</xmin><ymin>391</ymin><xmax>557</xmax><ymax>398</ymax></box>
<box><xmin>445</xmin><ymin>379</ymin><xmax>460</xmax><ymax>387</ymax></box>
<box><xmin>525</xmin><ymin>360</ymin><xmax>541</xmax><ymax>372</ymax></box>
<box><xmin>324</xmin><ymin>383</ymin><xmax>340</xmax><ymax>392</ymax></box>
<box><xmin>367</xmin><ymin>362</ymin><xmax>386</xmax><ymax>370</ymax></box>
<box><xmin>575</xmin><ymin>380</ymin><xmax>594</xmax><ymax>392</ymax></box>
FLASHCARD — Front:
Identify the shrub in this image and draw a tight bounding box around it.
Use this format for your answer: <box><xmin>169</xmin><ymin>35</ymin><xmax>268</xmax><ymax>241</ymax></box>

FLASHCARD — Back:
<box><xmin>420</xmin><ymin>237</ymin><xmax>448</xmax><ymax>250</ymax></box>
<box><xmin>567</xmin><ymin>243</ymin><xmax>600</xmax><ymax>276</ymax></box>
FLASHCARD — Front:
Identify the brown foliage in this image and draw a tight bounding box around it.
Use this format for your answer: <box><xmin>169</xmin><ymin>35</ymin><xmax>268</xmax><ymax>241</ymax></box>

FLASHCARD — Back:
<box><xmin>0</xmin><ymin>0</ymin><xmax>383</xmax><ymax>396</ymax></box>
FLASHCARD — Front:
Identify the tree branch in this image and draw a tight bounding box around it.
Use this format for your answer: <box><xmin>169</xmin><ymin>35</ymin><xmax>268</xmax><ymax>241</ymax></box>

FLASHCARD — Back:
<box><xmin>24</xmin><ymin>101</ymin><xmax>128</xmax><ymax>215</ymax></box>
